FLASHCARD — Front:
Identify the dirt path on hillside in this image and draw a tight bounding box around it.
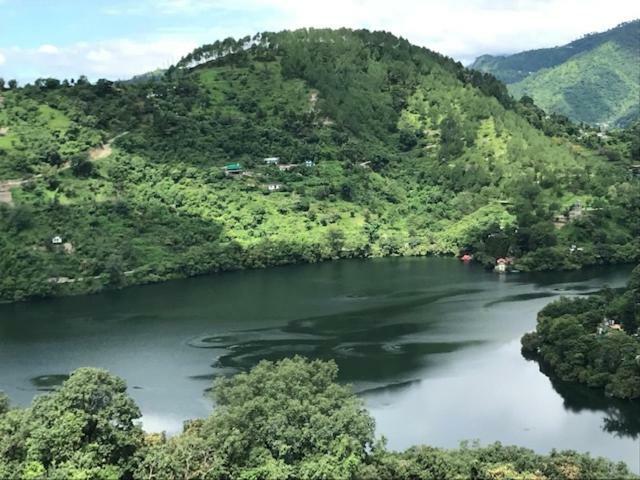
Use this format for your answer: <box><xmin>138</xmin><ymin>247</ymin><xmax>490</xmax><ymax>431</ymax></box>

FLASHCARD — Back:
<box><xmin>89</xmin><ymin>143</ymin><xmax>113</xmax><ymax>160</ymax></box>
<box><xmin>0</xmin><ymin>132</ymin><xmax>128</xmax><ymax>205</ymax></box>
<box><xmin>0</xmin><ymin>190</ymin><xmax>13</xmax><ymax>205</ymax></box>
<box><xmin>0</xmin><ymin>179</ymin><xmax>30</xmax><ymax>206</ymax></box>
<box><xmin>88</xmin><ymin>131</ymin><xmax>128</xmax><ymax>161</ymax></box>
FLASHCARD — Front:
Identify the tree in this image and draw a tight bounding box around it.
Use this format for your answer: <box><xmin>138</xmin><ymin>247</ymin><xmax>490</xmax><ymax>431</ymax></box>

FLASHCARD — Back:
<box><xmin>95</xmin><ymin>79</ymin><xmax>114</xmax><ymax>96</ymax></box>
<box><xmin>34</xmin><ymin>78</ymin><xmax>61</xmax><ymax>90</ymax></box>
<box><xmin>138</xmin><ymin>357</ymin><xmax>375</xmax><ymax>479</ymax></box>
<box><xmin>70</xmin><ymin>153</ymin><xmax>94</xmax><ymax>177</ymax></box>
<box><xmin>327</xmin><ymin>228</ymin><xmax>346</xmax><ymax>254</ymax></box>
<box><xmin>0</xmin><ymin>393</ymin><xmax>8</xmax><ymax>415</ymax></box>
<box><xmin>76</xmin><ymin>75</ymin><xmax>90</xmax><ymax>86</ymax></box>
<box><xmin>525</xmin><ymin>221</ymin><xmax>557</xmax><ymax>250</ymax></box>
<box><xmin>6</xmin><ymin>205</ymin><xmax>33</xmax><ymax>232</ymax></box>
<box><xmin>135</xmin><ymin>423</ymin><xmax>227</xmax><ymax>480</ymax></box>
<box><xmin>0</xmin><ymin>369</ymin><xmax>143</xmax><ymax>478</ymax></box>
<box><xmin>340</xmin><ymin>182</ymin><xmax>354</xmax><ymax>201</ymax></box>
<box><xmin>398</xmin><ymin>129</ymin><xmax>418</xmax><ymax>151</ymax></box>
<box><xmin>43</xmin><ymin>149</ymin><xmax>63</xmax><ymax>167</ymax></box>
<box><xmin>7</xmin><ymin>79</ymin><xmax>17</xmax><ymax>89</ymax></box>
<box><xmin>0</xmin><ymin>78</ymin><xmax>4</xmax><ymax>90</ymax></box>
<box><xmin>106</xmin><ymin>254</ymin><xmax>126</xmax><ymax>287</ymax></box>
<box><xmin>439</xmin><ymin>116</ymin><xmax>464</xmax><ymax>159</ymax></box>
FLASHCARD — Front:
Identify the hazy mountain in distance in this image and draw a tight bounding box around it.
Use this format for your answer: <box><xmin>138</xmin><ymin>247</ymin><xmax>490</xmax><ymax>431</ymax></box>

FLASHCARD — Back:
<box><xmin>471</xmin><ymin>20</ymin><xmax>640</xmax><ymax>127</ymax></box>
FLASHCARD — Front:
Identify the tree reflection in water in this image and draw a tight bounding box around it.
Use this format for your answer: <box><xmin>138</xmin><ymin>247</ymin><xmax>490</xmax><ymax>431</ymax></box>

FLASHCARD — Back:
<box><xmin>525</xmin><ymin>353</ymin><xmax>640</xmax><ymax>439</ymax></box>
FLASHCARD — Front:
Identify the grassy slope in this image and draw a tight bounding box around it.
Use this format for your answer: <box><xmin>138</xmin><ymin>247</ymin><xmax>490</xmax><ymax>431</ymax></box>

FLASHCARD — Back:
<box><xmin>0</xmin><ymin>29</ymin><xmax>638</xmax><ymax>302</ymax></box>
<box><xmin>0</xmin><ymin>94</ymin><xmax>102</xmax><ymax>177</ymax></box>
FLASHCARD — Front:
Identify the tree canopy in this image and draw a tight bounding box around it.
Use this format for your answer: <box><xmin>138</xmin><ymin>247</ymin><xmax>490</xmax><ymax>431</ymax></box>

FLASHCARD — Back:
<box><xmin>1</xmin><ymin>357</ymin><xmax>635</xmax><ymax>479</ymax></box>
<box><xmin>522</xmin><ymin>265</ymin><xmax>640</xmax><ymax>399</ymax></box>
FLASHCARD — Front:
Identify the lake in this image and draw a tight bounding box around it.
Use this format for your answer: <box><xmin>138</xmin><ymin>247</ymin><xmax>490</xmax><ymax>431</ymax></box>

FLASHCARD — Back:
<box><xmin>0</xmin><ymin>257</ymin><xmax>637</xmax><ymax>470</ymax></box>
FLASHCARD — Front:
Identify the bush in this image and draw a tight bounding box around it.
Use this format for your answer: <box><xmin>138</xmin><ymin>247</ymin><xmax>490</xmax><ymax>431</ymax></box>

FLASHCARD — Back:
<box><xmin>70</xmin><ymin>154</ymin><xmax>94</xmax><ymax>177</ymax></box>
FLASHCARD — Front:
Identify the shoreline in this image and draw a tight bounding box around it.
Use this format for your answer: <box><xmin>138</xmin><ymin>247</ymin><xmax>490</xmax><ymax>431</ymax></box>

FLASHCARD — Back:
<box><xmin>1</xmin><ymin>248</ymin><xmax>636</xmax><ymax>305</ymax></box>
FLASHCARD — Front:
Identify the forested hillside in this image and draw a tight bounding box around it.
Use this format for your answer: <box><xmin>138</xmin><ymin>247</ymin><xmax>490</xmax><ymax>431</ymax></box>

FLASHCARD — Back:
<box><xmin>522</xmin><ymin>264</ymin><xmax>640</xmax><ymax>399</ymax></box>
<box><xmin>0</xmin><ymin>358</ymin><xmax>635</xmax><ymax>479</ymax></box>
<box><xmin>0</xmin><ymin>28</ymin><xmax>638</xmax><ymax>302</ymax></box>
<box><xmin>471</xmin><ymin>20</ymin><xmax>640</xmax><ymax>126</ymax></box>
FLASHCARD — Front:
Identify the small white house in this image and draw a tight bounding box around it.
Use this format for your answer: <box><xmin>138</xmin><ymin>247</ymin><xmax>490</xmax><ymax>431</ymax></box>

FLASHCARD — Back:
<box><xmin>51</xmin><ymin>236</ymin><xmax>63</xmax><ymax>245</ymax></box>
<box><xmin>569</xmin><ymin>245</ymin><xmax>585</xmax><ymax>253</ymax></box>
<box><xmin>494</xmin><ymin>262</ymin><xmax>507</xmax><ymax>273</ymax></box>
<box><xmin>267</xmin><ymin>183</ymin><xmax>283</xmax><ymax>192</ymax></box>
<box><xmin>304</xmin><ymin>160</ymin><xmax>315</xmax><ymax>167</ymax></box>
<box><xmin>264</xmin><ymin>157</ymin><xmax>280</xmax><ymax>165</ymax></box>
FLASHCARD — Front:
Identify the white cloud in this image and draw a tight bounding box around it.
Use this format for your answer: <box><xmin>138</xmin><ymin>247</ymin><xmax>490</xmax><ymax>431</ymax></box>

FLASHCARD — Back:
<box><xmin>2</xmin><ymin>0</ymin><xmax>639</xmax><ymax>81</ymax></box>
<box><xmin>156</xmin><ymin>0</ymin><xmax>231</xmax><ymax>15</ymax></box>
<box><xmin>3</xmin><ymin>38</ymin><xmax>198</xmax><ymax>82</ymax></box>
<box><xmin>86</xmin><ymin>48</ymin><xmax>114</xmax><ymax>63</ymax></box>
<box><xmin>101</xmin><ymin>0</ymin><xmax>229</xmax><ymax>16</ymax></box>
<box><xmin>37</xmin><ymin>44</ymin><xmax>60</xmax><ymax>54</ymax></box>
<box><xmin>101</xmin><ymin>5</ymin><xmax>147</xmax><ymax>16</ymax></box>
<box><xmin>246</xmin><ymin>0</ymin><xmax>640</xmax><ymax>64</ymax></box>
<box><xmin>137</xmin><ymin>0</ymin><xmax>640</xmax><ymax>64</ymax></box>
<box><xmin>0</xmin><ymin>51</ymin><xmax>5</xmax><ymax>66</ymax></box>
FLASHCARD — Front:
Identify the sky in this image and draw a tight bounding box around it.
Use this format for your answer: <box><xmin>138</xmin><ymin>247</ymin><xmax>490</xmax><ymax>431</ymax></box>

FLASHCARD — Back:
<box><xmin>0</xmin><ymin>0</ymin><xmax>638</xmax><ymax>83</ymax></box>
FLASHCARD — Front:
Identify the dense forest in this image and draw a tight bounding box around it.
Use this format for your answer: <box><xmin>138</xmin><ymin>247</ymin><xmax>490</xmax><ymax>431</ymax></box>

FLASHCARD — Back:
<box><xmin>471</xmin><ymin>20</ymin><xmax>640</xmax><ymax>126</ymax></box>
<box><xmin>0</xmin><ymin>357</ymin><xmax>635</xmax><ymax>479</ymax></box>
<box><xmin>0</xmin><ymin>28</ymin><xmax>638</xmax><ymax>302</ymax></box>
<box><xmin>522</xmin><ymin>264</ymin><xmax>640</xmax><ymax>399</ymax></box>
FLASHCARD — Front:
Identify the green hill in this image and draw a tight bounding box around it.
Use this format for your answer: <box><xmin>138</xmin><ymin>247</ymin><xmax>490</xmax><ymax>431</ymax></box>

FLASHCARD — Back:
<box><xmin>0</xmin><ymin>28</ymin><xmax>638</xmax><ymax>302</ymax></box>
<box><xmin>471</xmin><ymin>20</ymin><xmax>640</xmax><ymax>127</ymax></box>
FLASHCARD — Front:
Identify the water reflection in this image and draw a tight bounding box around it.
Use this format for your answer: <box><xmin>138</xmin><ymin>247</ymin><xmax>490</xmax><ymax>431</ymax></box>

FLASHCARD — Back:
<box><xmin>29</xmin><ymin>374</ymin><xmax>69</xmax><ymax>391</ymax></box>
<box><xmin>484</xmin><ymin>292</ymin><xmax>558</xmax><ymax>307</ymax></box>
<box><xmin>534</xmin><ymin>360</ymin><xmax>640</xmax><ymax>439</ymax></box>
<box><xmin>188</xmin><ymin>288</ymin><xmax>484</xmax><ymax>385</ymax></box>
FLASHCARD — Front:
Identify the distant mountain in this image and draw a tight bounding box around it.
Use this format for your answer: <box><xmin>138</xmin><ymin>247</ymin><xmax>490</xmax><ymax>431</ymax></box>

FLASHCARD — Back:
<box><xmin>471</xmin><ymin>20</ymin><xmax>640</xmax><ymax>127</ymax></box>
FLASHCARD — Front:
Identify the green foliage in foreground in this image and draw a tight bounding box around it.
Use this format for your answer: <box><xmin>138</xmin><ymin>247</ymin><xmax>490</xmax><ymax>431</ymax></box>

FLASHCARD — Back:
<box><xmin>0</xmin><ymin>369</ymin><xmax>143</xmax><ymax>479</ymax></box>
<box><xmin>471</xmin><ymin>20</ymin><xmax>639</xmax><ymax>127</ymax></box>
<box><xmin>0</xmin><ymin>28</ymin><xmax>638</xmax><ymax>303</ymax></box>
<box><xmin>0</xmin><ymin>358</ymin><xmax>635</xmax><ymax>479</ymax></box>
<box><xmin>522</xmin><ymin>265</ymin><xmax>640</xmax><ymax>399</ymax></box>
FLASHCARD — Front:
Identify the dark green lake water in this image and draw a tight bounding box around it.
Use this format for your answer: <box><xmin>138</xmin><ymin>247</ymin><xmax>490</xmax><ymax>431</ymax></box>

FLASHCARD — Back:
<box><xmin>0</xmin><ymin>258</ymin><xmax>638</xmax><ymax>469</ymax></box>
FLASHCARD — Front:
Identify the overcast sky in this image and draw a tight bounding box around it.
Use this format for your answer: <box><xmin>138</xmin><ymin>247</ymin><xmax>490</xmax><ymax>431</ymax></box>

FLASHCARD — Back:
<box><xmin>0</xmin><ymin>0</ymin><xmax>638</xmax><ymax>83</ymax></box>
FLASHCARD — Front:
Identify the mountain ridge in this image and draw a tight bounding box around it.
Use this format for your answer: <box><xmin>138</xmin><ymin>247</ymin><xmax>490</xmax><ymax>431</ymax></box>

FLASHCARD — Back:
<box><xmin>470</xmin><ymin>20</ymin><xmax>640</xmax><ymax>126</ymax></box>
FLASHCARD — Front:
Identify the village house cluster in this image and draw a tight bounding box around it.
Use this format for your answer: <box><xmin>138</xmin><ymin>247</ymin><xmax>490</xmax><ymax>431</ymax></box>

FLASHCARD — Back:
<box><xmin>597</xmin><ymin>317</ymin><xmax>624</xmax><ymax>335</ymax></box>
<box><xmin>223</xmin><ymin>156</ymin><xmax>315</xmax><ymax>192</ymax></box>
